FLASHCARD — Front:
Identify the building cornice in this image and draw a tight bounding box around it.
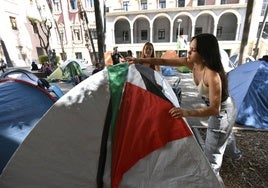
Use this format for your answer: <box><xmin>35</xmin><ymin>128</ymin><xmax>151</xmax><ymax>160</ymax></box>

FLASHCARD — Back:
<box><xmin>106</xmin><ymin>4</ymin><xmax>247</xmax><ymax>17</ymax></box>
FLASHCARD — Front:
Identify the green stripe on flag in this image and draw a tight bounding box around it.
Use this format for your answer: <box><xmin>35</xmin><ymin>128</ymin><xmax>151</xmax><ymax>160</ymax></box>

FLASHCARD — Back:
<box><xmin>107</xmin><ymin>63</ymin><xmax>129</xmax><ymax>142</ymax></box>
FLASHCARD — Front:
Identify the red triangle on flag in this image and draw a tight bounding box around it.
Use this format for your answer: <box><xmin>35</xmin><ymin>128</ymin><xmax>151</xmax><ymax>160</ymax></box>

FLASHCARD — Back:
<box><xmin>111</xmin><ymin>82</ymin><xmax>192</xmax><ymax>187</ymax></box>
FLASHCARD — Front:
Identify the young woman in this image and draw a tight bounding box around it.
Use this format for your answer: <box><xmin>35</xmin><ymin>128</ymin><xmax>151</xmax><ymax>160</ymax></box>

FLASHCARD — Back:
<box><xmin>140</xmin><ymin>42</ymin><xmax>161</xmax><ymax>73</ymax></box>
<box><xmin>127</xmin><ymin>33</ymin><xmax>242</xmax><ymax>183</ymax></box>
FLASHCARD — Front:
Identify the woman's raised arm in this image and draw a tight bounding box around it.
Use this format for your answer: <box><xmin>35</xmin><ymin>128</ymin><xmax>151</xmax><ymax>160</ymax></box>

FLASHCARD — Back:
<box><xmin>126</xmin><ymin>57</ymin><xmax>193</xmax><ymax>70</ymax></box>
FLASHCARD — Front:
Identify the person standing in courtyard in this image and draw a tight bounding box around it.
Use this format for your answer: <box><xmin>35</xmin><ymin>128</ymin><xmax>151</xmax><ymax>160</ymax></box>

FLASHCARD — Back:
<box><xmin>140</xmin><ymin>42</ymin><xmax>161</xmax><ymax>74</ymax></box>
<box><xmin>127</xmin><ymin>33</ymin><xmax>242</xmax><ymax>184</ymax></box>
<box><xmin>111</xmin><ymin>47</ymin><xmax>124</xmax><ymax>65</ymax></box>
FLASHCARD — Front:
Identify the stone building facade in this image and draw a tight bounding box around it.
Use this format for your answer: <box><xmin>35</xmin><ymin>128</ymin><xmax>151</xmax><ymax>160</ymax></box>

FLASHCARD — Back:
<box><xmin>1</xmin><ymin>0</ymin><xmax>268</xmax><ymax>67</ymax></box>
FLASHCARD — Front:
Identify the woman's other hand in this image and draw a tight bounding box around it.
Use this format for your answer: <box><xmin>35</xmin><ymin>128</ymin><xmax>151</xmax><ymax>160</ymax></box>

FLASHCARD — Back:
<box><xmin>169</xmin><ymin>107</ymin><xmax>187</xmax><ymax>118</ymax></box>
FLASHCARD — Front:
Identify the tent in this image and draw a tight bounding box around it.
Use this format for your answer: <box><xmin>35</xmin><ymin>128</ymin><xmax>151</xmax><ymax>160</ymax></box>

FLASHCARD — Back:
<box><xmin>1</xmin><ymin>68</ymin><xmax>64</xmax><ymax>99</ymax></box>
<box><xmin>229</xmin><ymin>54</ymin><xmax>255</xmax><ymax>68</ymax></box>
<box><xmin>61</xmin><ymin>58</ymin><xmax>88</xmax><ymax>70</ymax></box>
<box><xmin>228</xmin><ymin>60</ymin><xmax>268</xmax><ymax>129</ymax></box>
<box><xmin>48</xmin><ymin>59</ymin><xmax>87</xmax><ymax>84</ymax></box>
<box><xmin>0</xmin><ymin>64</ymin><xmax>222</xmax><ymax>187</ymax></box>
<box><xmin>220</xmin><ymin>48</ymin><xmax>235</xmax><ymax>73</ymax></box>
<box><xmin>0</xmin><ymin>68</ymin><xmax>39</xmax><ymax>85</ymax></box>
<box><xmin>0</xmin><ymin>69</ymin><xmax>58</xmax><ymax>174</ymax></box>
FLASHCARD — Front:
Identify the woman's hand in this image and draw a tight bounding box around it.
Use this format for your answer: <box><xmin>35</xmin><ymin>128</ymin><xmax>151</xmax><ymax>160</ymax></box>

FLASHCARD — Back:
<box><xmin>126</xmin><ymin>57</ymin><xmax>136</xmax><ymax>64</ymax></box>
<box><xmin>169</xmin><ymin>107</ymin><xmax>187</xmax><ymax>118</ymax></box>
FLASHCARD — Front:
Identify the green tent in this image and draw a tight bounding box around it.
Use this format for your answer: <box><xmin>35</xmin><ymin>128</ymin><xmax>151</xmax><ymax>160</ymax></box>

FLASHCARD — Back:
<box><xmin>48</xmin><ymin>60</ymin><xmax>87</xmax><ymax>84</ymax></box>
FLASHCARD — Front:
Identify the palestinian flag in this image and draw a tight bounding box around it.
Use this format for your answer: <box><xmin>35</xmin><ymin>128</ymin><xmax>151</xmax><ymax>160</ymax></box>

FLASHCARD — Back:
<box><xmin>0</xmin><ymin>63</ymin><xmax>221</xmax><ymax>188</ymax></box>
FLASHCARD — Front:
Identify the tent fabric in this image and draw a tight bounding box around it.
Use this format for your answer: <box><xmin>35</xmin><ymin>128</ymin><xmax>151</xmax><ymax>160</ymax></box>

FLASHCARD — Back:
<box><xmin>220</xmin><ymin>48</ymin><xmax>234</xmax><ymax>73</ymax></box>
<box><xmin>106</xmin><ymin>64</ymin><xmax>220</xmax><ymax>187</ymax></box>
<box><xmin>228</xmin><ymin>60</ymin><xmax>268</xmax><ymax>129</ymax></box>
<box><xmin>61</xmin><ymin>59</ymin><xmax>87</xmax><ymax>69</ymax></box>
<box><xmin>0</xmin><ymin>63</ymin><xmax>221</xmax><ymax>187</ymax></box>
<box><xmin>0</xmin><ymin>68</ymin><xmax>39</xmax><ymax>85</ymax></box>
<box><xmin>63</xmin><ymin>60</ymin><xmax>85</xmax><ymax>79</ymax></box>
<box><xmin>47</xmin><ymin>66</ymin><xmax>63</xmax><ymax>81</ymax></box>
<box><xmin>0</xmin><ymin>79</ymin><xmax>56</xmax><ymax>174</ymax></box>
<box><xmin>48</xmin><ymin>60</ymin><xmax>87</xmax><ymax>82</ymax></box>
<box><xmin>161</xmin><ymin>66</ymin><xmax>176</xmax><ymax>76</ymax></box>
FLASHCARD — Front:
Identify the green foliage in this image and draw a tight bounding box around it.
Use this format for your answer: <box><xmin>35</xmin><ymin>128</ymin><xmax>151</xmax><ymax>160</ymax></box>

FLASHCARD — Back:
<box><xmin>38</xmin><ymin>55</ymin><xmax>48</xmax><ymax>65</ymax></box>
<box><xmin>38</xmin><ymin>55</ymin><xmax>60</xmax><ymax>66</ymax></box>
<box><xmin>177</xmin><ymin>66</ymin><xmax>191</xmax><ymax>73</ymax></box>
<box><xmin>55</xmin><ymin>56</ymin><xmax>60</xmax><ymax>65</ymax></box>
<box><xmin>27</xmin><ymin>16</ymin><xmax>41</xmax><ymax>24</ymax></box>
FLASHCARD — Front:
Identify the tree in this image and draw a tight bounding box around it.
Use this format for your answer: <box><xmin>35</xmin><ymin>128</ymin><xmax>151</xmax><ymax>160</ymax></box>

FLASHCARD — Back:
<box><xmin>252</xmin><ymin>4</ymin><xmax>268</xmax><ymax>59</ymax></box>
<box><xmin>238</xmin><ymin>0</ymin><xmax>254</xmax><ymax>66</ymax></box>
<box><xmin>94</xmin><ymin>0</ymin><xmax>105</xmax><ymax>67</ymax></box>
<box><xmin>0</xmin><ymin>38</ymin><xmax>12</xmax><ymax>67</ymax></box>
<box><xmin>28</xmin><ymin>17</ymin><xmax>52</xmax><ymax>56</ymax></box>
<box><xmin>46</xmin><ymin>0</ymin><xmax>67</xmax><ymax>61</ymax></box>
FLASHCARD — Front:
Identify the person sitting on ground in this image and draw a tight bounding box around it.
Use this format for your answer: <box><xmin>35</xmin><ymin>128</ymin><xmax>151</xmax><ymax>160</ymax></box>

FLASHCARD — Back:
<box><xmin>92</xmin><ymin>63</ymin><xmax>102</xmax><ymax>75</ymax></box>
<box><xmin>31</xmin><ymin>61</ymin><xmax>39</xmax><ymax>71</ymax></box>
<box><xmin>0</xmin><ymin>58</ymin><xmax>7</xmax><ymax>73</ymax></box>
<box><xmin>41</xmin><ymin>62</ymin><xmax>52</xmax><ymax>76</ymax></box>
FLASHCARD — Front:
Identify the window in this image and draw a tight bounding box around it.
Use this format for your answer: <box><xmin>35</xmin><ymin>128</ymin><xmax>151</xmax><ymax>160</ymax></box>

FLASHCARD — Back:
<box><xmin>90</xmin><ymin>29</ymin><xmax>97</xmax><ymax>39</ymax></box>
<box><xmin>158</xmin><ymin>29</ymin><xmax>165</xmax><ymax>39</ymax></box>
<box><xmin>53</xmin><ymin>0</ymin><xmax>61</xmax><ymax>11</ymax></box>
<box><xmin>221</xmin><ymin>0</ymin><xmax>227</xmax><ymax>4</ymax></box>
<box><xmin>86</xmin><ymin>0</ymin><xmax>94</xmax><ymax>8</ymax></box>
<box><xmin>70</xmin><ymin>0</ymin><xmax>77</xmax><ymax>10</ymax></box>
<box><xmin>16</xmin><ymin>46</ymin><xmax>23</xmax><ymax>60</ymax></box>
<box><xmin>123</xmin><ymin>1</ymin><xmax>129</xmax><ymax>11</ymax></box>
<box><xmin>195</xmin><ymin>27</ymin><xmax>202</xmax><ymax>35</ymax></box>
<box><xmin>178</xmin><ymin>0</ymin><xmax>185</xmax><ymax>7</ymax></box>
<box><xmin>159</xmin><ymin>0</ymin><xmax>166</xmax><ymax>8</ymax></box>
<box><xmin>10</xmin><ymin>16</ymin><xmax>18</xmax><ymax>30</ymax></box>
<box><xmin>263</xmin><ymin>22</ymin><xmax>268</xmax><ymax>39</ymax></box>
<box><xmin>75</xmin><ymin>52</ymin><xmax>82</xmax><ymax>59</ymax></box>
<box><xmin>73</xmin><ymin>28</ymin><xmax>81</xmax><ymax>41</ymax></box>
<box><xmin>261</xmin><ymin>0</ymin><xmax>268</xmax><ymax>16</ymax></box>
<box><xmin>59</xmin><ymin>29</ymin><xmax>65</xmax><ymax>42</ymax></box>
<box><xmin>217</xmin><ymin>26</ymin><xmax>223</xmax><ymax>37</ymax></box>
<box><xmin>258</xmin><ymin>22</ymin><xmax>268</xmax><ymax>39</ymax></box>
<box><xmin>197</xmin><ymin>0</ymin><xmax>205</xmax><ymax>6</ymax></box>
<box><xmin>141</xmin><ymin>0</ymin><xmax>147</xmax><ymax>10</ymax></box>
<box><xmin>141</xmin><ymin>30</ymin><xmax>148</xmax><ymax>40</ymax></box>
<box><xmin>123</xmin><ymin>31</ymin><xmax>129</xmax><ymax>41</ymax></box>
<box><xmin>36</xmin><ymin>47</ymin><xmax>44</xmax><ymax>56</ymax></box>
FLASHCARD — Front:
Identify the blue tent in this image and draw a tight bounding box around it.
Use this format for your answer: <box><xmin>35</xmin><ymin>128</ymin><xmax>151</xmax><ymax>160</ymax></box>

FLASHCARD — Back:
<box><xmin>161</xmin><ymin>66</ymin><xmax>176</xmax><ymax>76</ymax></box>
<box><xmin>228</xmin><ymin>60</ymin><xmax>268</xmax><ymax>129</ymax></box>
<box><xmin>0</xmin><ymin>70</ymin><xmax>57</xmax><ymax>174</ymax></box>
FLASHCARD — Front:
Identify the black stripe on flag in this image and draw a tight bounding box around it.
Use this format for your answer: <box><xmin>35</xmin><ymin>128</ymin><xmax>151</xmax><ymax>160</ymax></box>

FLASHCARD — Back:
<box><xmin>135</xmin><ymin>64</ymin><xmax>170</xmax><ymax>103</ymax></box>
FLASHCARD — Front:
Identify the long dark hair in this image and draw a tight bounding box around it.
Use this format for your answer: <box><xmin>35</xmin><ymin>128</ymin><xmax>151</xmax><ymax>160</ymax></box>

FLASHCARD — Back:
<box><xmin>192</xmin><ymin>33</ymin><xmax>229</xmax><ymax>100</ymax></box>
